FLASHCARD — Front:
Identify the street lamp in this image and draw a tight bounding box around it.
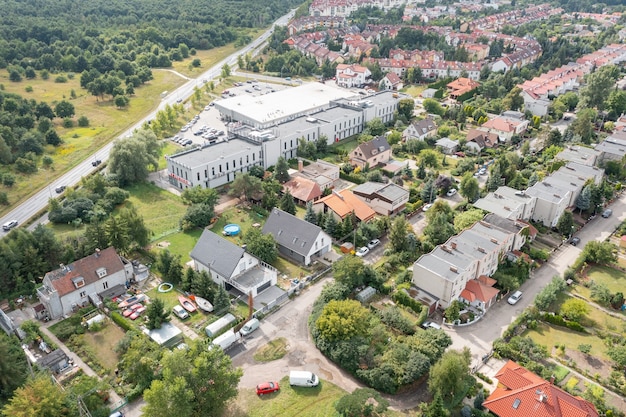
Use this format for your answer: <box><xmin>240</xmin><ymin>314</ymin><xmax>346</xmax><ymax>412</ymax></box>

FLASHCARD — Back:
<box><xmin>281</xmin><ymin>65</ymin><xmax>287</xmax><ymax>79</ymax></box>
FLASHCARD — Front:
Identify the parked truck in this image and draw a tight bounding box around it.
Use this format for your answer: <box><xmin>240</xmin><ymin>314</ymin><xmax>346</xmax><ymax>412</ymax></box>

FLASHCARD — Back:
<box><xmin>289</xmin><ymin>370</ymin><xmax>319</xmax><ymax>387</ymax></box>
<box><xmin>205</xmin><ymin>313</ymin><xmax>236</xmax><ymax>338</ymax></box>
<box><xmin>210</xmin><ymin>329</ymin><xmax>240</xmax><ymax>351</ymax></box>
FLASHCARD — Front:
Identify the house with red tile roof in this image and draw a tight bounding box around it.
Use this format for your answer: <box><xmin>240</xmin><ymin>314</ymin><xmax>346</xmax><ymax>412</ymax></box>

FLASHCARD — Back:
<box><xmin>336</xmin><ymin>63</ymin><xmax>371</xmax><ymax>88</ymax></box>
<box><xmin>447</xmin><ymin>77</ymin><xmax>480</xmax><ymax>99</ymax></box>
<box><xmin>283</xmin><ymin>176</ymin><xmax>323</xmax><ymax>205</ymax></box>
<box><xmin>313</xmin><ymin>189</ymin><xmax>376</xmax><ymax>223</ymax></box>
<box><xmin>379</xmin><ymin>72</ymin><xmax>403</xmax><ymax>90</ymax></box>
<box><xmin>478</xmin><ymin>115</ymin><xmax>529</xmax><ymax>142</ymax></box>
<box><xmin>459</xmin><ymin>276</ymin><xmax>499</xmax><ymax>311</ymax></box>
<box><xmin>483</xmin><ymin>360</ymin><xmax>599</xmax><ymax>417</ymax></box>
<box><xmin>37</xmin><ymin>247</ymin><xmax>134</xmax><ymax>319</ymax></box>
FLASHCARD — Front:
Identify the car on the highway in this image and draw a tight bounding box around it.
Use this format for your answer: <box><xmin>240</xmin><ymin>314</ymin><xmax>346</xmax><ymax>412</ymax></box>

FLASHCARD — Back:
<box><xmin>2</xmin><ymin>220</ymin><xmax>18</xmax><ymax>231</ymax></box>
<box><xmin>507</xmin><ymin>291</ymin><xmax>523</xmax><ymax>305</ymax></box>
<box><xmin>355</xmin><ymin>247</ymin><xmax>369</xmax><ymax>257</ymax></box>
<box><xmin>256</xmin><ymin>381</ymin><xmax>280</xmax><ymax>396</ymax></box>
<box><xmin>446</xmin><ymin>189</ymin><xmax>457</xmax><ymax>197</ymax></box>
<box><xmin>570</xmin><ymin>237</ymin><xmax>581</xmax><ymax>246</ymax></box>
<box><xmin>367</xmin><ymin>239</ymin><xmax>380</xmax><ymax>249</ymax></box>
<box><xmin>55</xmin><ymin>185</ymin><xmax>66</xmax><ymax>193</ymax></box>
<box><xmin>92</xmin><ymin>159</ymin><xmax>102</xmax><ymax>167</ymax></box>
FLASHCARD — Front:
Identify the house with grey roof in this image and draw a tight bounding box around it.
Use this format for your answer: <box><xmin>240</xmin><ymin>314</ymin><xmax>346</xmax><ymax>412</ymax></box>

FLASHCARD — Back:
<box><xmin>435</xmin><ymin>137</ymin><xmax>459</xmax><ymax>154</ymax></box>
<box><xmin>526</xmin><ymin>181</ymin><xmax>571</xmax><ymax>228</ymax></box>
<box><xmin>595</xmin><ymin>135</ymin><xmax>626</xmax><ymax>164</ymax></box>
<box><xmin>473</xmin><ymin>186</ymin><xmax>537</xmax><ymax>221</ymax></box>
<box><xmin>561</xmin><ymin>161</ymin><xmax>604</xmax><ymax>185</ymax></box>
<box><xmin>555</xmin><ymin>145</ymin><xmax>601</xmax><ymax>167</ymax></box>
<box><xmin>190</xmin><ymin>229</ymin><xmax>277</xmax><ymax>297</ymax></box>
<box><xmin>349</xmin><ymin>136</ymin><xmax>391</xmax><ymax>168</ymax></box>
<box><xmin>262</xmin><ymin>208</ymin><xmax>331</xmax><ymax>266</ymax></box>
<box><xmin>402</xmin><ymin>118</ymin><xmax>437</xmax><ymax>141</ymax></box>
<box><xmin>351</xmin><ymin>181</ymin><xmax>409</xmax><ymax>215</ymax></box>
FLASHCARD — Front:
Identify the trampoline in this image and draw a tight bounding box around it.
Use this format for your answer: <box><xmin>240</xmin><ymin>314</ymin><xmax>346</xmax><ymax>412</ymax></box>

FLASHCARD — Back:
<box><xmin>223</xmin><ymin>224</ymin><xmax>241</xmax><ymax>236</ymax></box>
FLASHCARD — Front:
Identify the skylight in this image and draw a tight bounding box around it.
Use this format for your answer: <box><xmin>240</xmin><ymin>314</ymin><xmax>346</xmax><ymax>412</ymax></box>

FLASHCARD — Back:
<box><xmin>512</xmin><ymin>398</ymin><xmax>521</xmax><ymax>409</ymax></box>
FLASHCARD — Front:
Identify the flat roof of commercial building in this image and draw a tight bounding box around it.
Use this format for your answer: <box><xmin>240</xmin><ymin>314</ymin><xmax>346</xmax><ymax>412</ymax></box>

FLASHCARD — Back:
<box><xmin>216</xmin><ymin>83</ymin><xmax>356</xmax><ymax>125</ymax></box>
<box><xmin>166</xmin><ymin>139</ymin><xmax>260</xmax><ymax>169</ymax></box>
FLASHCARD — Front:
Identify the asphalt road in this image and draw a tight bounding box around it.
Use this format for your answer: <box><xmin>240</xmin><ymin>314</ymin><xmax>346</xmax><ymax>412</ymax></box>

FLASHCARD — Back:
<box><xmin>0</xmin><ymin>9</ymin><xmax>295</xmax><ymax>238</ymax></box>
<box><xmin>446</xmin><ymin>191</ymin><xmax>626</xmax><ymax>367</ymax></box>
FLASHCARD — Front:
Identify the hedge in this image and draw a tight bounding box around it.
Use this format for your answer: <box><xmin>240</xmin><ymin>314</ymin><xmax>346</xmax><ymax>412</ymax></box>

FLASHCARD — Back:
<box><xmin>456</xmin><ymin>89</ymin><xmax>477</xmax><ymax>102</ymax></box>
<box><xmin>111</xmin><ymin>312</ymin><xmax>132</xmax><ymax>331</ymax></box>
<box><xmin>434</xmin><ymin>88</ymin><xmax>444</xmax><ymax>99</ymax></box>
<box><xmin>392</xmin><ymin>289</ymin><xmax>422</xmax><ymax>314</ymax></box>
<box><xmin>540</xmin><ymin>313</ymin><xmax>586</xmax><ymax>333</ymax></box>
<box><xmin>340</xmin><ymin>171</ymin><xmax>365</xmax><ymax>184</ymax></box>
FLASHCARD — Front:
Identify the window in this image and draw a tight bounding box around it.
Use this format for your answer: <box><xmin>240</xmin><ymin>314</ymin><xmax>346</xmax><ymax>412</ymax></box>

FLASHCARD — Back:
<box><xmin>197</xmin><ymin>172</ymin><xmax>200</xmax><ymax>181</ymax></box>
<box><xmin>72</xmin><ymin>277</ymin><xmax>85</xmax><ymax>288</ymax></box>
<box><xmin>79</xmin><ymin>291</ymin><xmax>86</xmax><ymax>298</ymax></box>
<box><xmin>96</xmin><ymin>268</ymin><xmax>107</xmax><ymax>278</ymax></box>
<box><xmin>103</xmin><ymin>281</ymin><xmax>109</xmax><ymax>290</ymax></box>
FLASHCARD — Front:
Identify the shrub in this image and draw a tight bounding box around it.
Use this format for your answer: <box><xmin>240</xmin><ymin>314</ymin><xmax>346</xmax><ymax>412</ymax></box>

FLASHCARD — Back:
<box><xmin>529</xmin><ymin>248</ymin><xmax>549</xmax><ymax>261</ymax></box>
<box><xmin>78</xmin><ymin>116</ymin><xmax>90</xmax><ymax>127</ymax></box>
<box><xmin>392</xmin><ymin>289</ymin><xmax>422</xmax><ymax>314</ymax></box>
<box><xmin>111</xmin><ymin>312</ymin><xmax>132</xmax><ymax>331</ymax></box>
<box><xmin>63</xmin><ymin>117</ymin><xmax>74</xmax><ymax>128</ymax></box>
<box><xmin>55</xmin><ymin>75</ymin><xmax>68</xmax><ymax>83</ymax></box>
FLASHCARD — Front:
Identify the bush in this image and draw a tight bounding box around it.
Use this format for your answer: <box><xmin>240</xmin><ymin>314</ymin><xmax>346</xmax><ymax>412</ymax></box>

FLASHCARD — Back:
<box><xmin>391</xmin><ymin>289</ymin><xmax>422</xmax><ymax>314</ymax></box>
<box><xmin>63</xmin><ymin>117</ymin><xmax>74</xmax><ymax>128</ymax></box>
<box><xmin>540</xmin><ymin>312</ymin><xmax>586</xmax><ymax>333</ymax></box>
<box><xmin>111</xmin><ymin>312</ymin><xmax>132</xmax><ymax>331</ymax></box>
<box><xmin>55</xmin><ymin>75</ymin><xmax>68</xmax><ymax>83</ymax></box>
<box><xmin>78</xmin><ymin>116</ymin><xmax>90</xmax><ymax>127</ymax></box>
<box><xmin>529</xmin><ymin>248</ymin><xmax>549</xmax><ymax>261</ymax></box>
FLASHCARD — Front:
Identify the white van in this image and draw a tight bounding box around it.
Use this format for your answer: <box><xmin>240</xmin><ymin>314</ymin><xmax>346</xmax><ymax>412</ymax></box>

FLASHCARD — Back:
<box><xmin>173</xmin><ymin>305</ymin><xmax>189</xmax><ymax>320</ymax></box>
<box><xmin>289</xmin><ymin>371</ymin><xmax>319</xmax><ymax>387</ymax></box>
<box><xmin>240</xmin><ymin>318</ymin><xmax>260</xmax><ymax>336</ymax></box>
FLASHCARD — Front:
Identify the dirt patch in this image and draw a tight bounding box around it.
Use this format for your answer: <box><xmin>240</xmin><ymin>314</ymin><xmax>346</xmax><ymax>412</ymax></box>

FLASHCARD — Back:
<box><xmin>81</xmin><ymin>323</ymin><xmax>126</xmax><ymax>370</ymax></box>
<box><xmin>560</xmin><ymin>348</ymin><xmax>614</xmax><ymax>381</ymax></box>
<box><xmin>157</xmin><ymin>241</ymin><xmax>171</xmax><ymax>248</ymax></box>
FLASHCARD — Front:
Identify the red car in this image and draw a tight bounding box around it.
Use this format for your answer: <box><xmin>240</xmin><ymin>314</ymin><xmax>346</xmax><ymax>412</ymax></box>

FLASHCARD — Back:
<box><xmin>130</xmin><ymin>306</ymin><xmax>146</xmax><ymax>320</ymax></box>
<box><xmin>256</xmin><ymin>381</ymin><xmax>280</xmax><ymax>396</ymax></box>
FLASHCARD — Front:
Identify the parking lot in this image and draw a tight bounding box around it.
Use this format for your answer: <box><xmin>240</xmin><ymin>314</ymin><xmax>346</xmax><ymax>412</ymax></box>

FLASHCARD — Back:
<box><xmin>169</xmin><ymin>80</ymin><xmax>289</xmax><ymax>148</ymax></box>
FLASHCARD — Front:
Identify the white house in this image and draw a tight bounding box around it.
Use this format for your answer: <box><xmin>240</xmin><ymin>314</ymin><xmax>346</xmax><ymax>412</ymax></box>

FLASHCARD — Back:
<box><xmin>37</xmin><ymin>247</ymin><xmax>133</xmax><ymax>320</ymax></box>
<box><xmin>402</xmin><ymin>119</ymin><xmax>437</xmax><ymax>141</ymax></box>
<box><xmin>473</xmin><ymin>186</ymin><xmax>537</xmax><ymax>221</ymax></box>
<box><xmin>336</xmin><ymin>64</ymin><xmax>371</xmax><ymax>88</ymax></box>
<box><xmin>190</xmin><ymin>230</ymin><xmax>278</xmax><ymax>297</ymax></box>
<box><xmin>262</xmin><ymin>208</ymin><xmax>332</xmax><ymax>266</ymax></box>
<box><xmin>526</xmin><ymin>182</ymin><xmax>571</xmax><ymax>228</ymax></box>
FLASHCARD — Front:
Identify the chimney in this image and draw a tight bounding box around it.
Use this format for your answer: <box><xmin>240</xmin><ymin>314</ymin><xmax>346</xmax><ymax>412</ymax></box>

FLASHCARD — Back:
<box><xmin>550</xmin><ymin>375</ymin><xmax>555</xmax><ymax>384</ymax></box>
<box><xmin>477</xmin><ymin>247</ymin><xmax>486</xmax><ymax>253</ymax></box>
<box><xmin>59</xmin><ymin>263</ymin><xmax>65</xmax><ymax>271</ymax></box>
<box><xmin>95</xmin><ymin>248</ymin><xmax>101</xmax><ymax>257</ymax></box>
<box><xmin>451</xmin><ymin>242</ymin><xmax>457</xmax><ymax>250</ymax></box>
<box><xmin>298</xmin><ymin>159</ymin><xmax>304</xmax><ymax>171</ymax></box>
<box><xmin>450</xmin><ymin>266</ymin><xmax>458</xmax><ymax>273</ymax></box>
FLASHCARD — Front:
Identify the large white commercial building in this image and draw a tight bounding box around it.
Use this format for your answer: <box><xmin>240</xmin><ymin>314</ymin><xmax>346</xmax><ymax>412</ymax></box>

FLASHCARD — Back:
<box><xmin>167</xmin><ymin>84</ymin><xmax>404</xmax><ymax>190</ymax></box>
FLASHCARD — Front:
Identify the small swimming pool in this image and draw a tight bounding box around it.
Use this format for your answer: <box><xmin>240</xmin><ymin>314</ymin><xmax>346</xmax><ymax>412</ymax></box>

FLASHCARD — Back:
<box><xmin>223</xmin><ymin>224</ymin><xmax>241</xmax><ymax>236</ymax></box>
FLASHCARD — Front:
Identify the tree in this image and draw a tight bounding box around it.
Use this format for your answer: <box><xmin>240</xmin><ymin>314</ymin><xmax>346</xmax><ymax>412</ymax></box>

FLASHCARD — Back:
<box><xmin>0</xmin><ymin>332</ymin><xmax>28</xmax><ymax>406</ymax></box>
<box><xmin>304</xmin><ymin>201</ymin><xmax>317</xmax><ymax>225</ymax></box>
<box><xmin>279</xmin><ymin>191</ymin><xmax>296</xmax><ymax>215</ymax></box>
<box><xmin>334</xmin><ymin>388</ymin><xmax>389</xmax><ymax>417</ymax></box>
<box><xmin>181</xmin><ymin>204</ymin><xmax>214</xmax><ymax>231</ymax></box>
<box><xmin>423</xmin><ymin>99</ymin><xmax>445</xmax><ymax>116</ymax></box>
<box><xmin>556</xmin><ymin>211</ymin><xmax>574</xmax><ymax>237</ymax></box>
<box><xmin>332</xmin><ymin>256</ymin><xmax>379</xmax><ymax>290</ymax></box>
<box><xmin>421</xmin><ymin>178</ymin><xmax>436</xmax><ymax>203</ymax></box>
<box><xmin>459</xmin><ymin>172</ymin><xmax>479</xmax><ymax>203</ymax></box>
<box><xmin>274</xmin><ymin>157</ymin><xmax>290</xmax><ymax>183</ymax></box>
<box><xmin>424</xmin><ymin>214</ymin><xmax>456</xmax><ymax>246</ymax></box>
<box><xmin>421</xmin><ymin>392</ymin><xmax>449</xmax><ymax>417</ymax></box>
<box><xmin>571</xmin><ymin>108</ymin><xmax>596</xmax><ymax>144</ymax></box>
<box><xmin>2</xmin><ymin>374</ymin><xmax>76</xmax><ymax>417</ymax></box>
<box><xmin>580</xmin><ymin>241</ymin><xmax>617</xmax><ymax>265</ymax></box>
<box><xmin>474</xmin><ymin>389</ymin><xmax>485</xmax><ymax>410</ymax></box>
<box><xmin>315</xmin><ymin>299</ymin><xmax>370</xmax><ymax>342</ymax></box>
<box><xmin>419</xmin><ymin>149</ymin><xmax>440</xmax><ymax>169</ymax></box>
<box><xmin>454</xmin><ymin>209</ymin><xmax>484</xmax><ymax>232</ymax></box>
<box><xmin>398</xmin><ymin>99</ymin><xmax>415</xmax><ymax>120</ymax></box>
<box><xmin>146</xmin><ymin>298</ymin><xmax>170</xmax><ymax>330</ymax></box>
<box><xmin>54</xmin><ymin>100</ymin><xmax>75</xmax><ymax>118</ymax></box>
<box><xmin>109</xmin><ymin>129</ymin><xmax>160</xmax><ymax>186</ymax></box>
<box><xmin>213</xmin><ymin>286</ymin><xmax>230</xmax><ymax>314</ymax></box>
<box><xmin>486</xmin><ymin>164</ymin><xmax>504</xmax><ymax>191</ymax></box>
<box><xmin>579</xmin><ymin>65</ymin><xmax>619</xmax><ymax>111</ymax></box>
<box><xmin>229</xmin><ymin>173</ymin><xmax>262</xmax><ymax>203</ymax></box>
<box><xmin>142</xmin><ymin>340</ymin><xmax>242</xmax><ymax>417</ymax></box>
<box><xmin>220</xmin><ymin>63</ymin><xmax>231</xmax><ymax>79</ymax></box>
<box><xmin>607</xmin><ymin>90</ymin><xmax>626</xmax><ymax>119</ymax></box>
<box><xmin>119</xmin><ymin>206</ymin><xmax>151</xmax><ymax>248</ymax></box>
<box><xmin>261</xmin><ymin>179</ymin><xmax>281</xmax><ymax>210</ymax></box>
<box><xmin>244</xmin><ymin>228</ymin><xmax>278</xmax><ymax>264</ymax></box>
<box><xmin>547</xmin><ymin>129</ymin><xmax>563</xmax><ymax>147</ymax></box>
<box><xmin>388</xmin><ymin>216</ymin><xmax>410</xmax><ymax>253</ymax></box>
<box><xmin>502</xmin><ymin>87</ymin><xmax>524</xmax><ymax>111</ymax></box>
<box><xmin>181</xmin><ymin>186</ymin><xmax>218</xmax><ymax>207</ymax></box>
<box><xmin>575</xmin><ymin>185</ymin><xmax>592</xmax><ymax>213</ymax></box>
<box><xmin>560</xmin><ymin>298</ymin><xmax>589</xmax><ymax>322</ymax></box>
<box><xmin>428</xmin><ymin>348</ymin><xmax>471</xmax><ymax>402</ymax></box>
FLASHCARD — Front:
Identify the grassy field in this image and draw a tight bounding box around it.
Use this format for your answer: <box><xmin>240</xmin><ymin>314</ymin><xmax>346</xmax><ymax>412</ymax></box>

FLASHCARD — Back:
<box><xmin>227</xmin><ymin>377</ymin><xmax>346</xmax><ymax>417</ymax></box>
<box><xmin>153</xmin><ymin>229</ymin><xmax>203</xmax><ymax>263</ymax></box>
<box><xmin>584</xmin><ymin>265</ymin><xmax>626</xmax><ymax>294</ymax></box>
<box><xmin>254</xmin><ymin>338</ymin><xmax>289</xmax><ymax>362</ymax></box>
<box><xmin>524</xmin><ymin>322</ymin><xmax>611</xmax><ymax>362</ymax></box>
<box><xmin>122</xmin><ymin>182</ymin><xmax>187</xmax><ymax>237</ymax></box>
<box><xmin>0</xmin><ymin>69</ymin><xmax>187</xmax><ymax>217</ymax></box>
<box><xmin>80</xmin><ymin>322</ymin><xmax>125</xmax><ymax>371</ymax></box>
<box><xmin>402</xmin><ymin>85</ymin><xmax>427</xmax><ymax>98</ymax></box>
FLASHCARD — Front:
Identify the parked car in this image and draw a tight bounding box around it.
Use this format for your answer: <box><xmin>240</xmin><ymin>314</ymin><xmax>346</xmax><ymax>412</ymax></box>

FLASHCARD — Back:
<box><xmin>109</xmin><ymin>412</ymin><xmax>124</xmax><ymax>417</ymax></box>
<box><xmin>130</xmin><ymin>306</ymin><xmax>146</xmax><ymax>320</ymax></box>
<box><xmin>446</xmin><ymin>189</ymin><xmax>457</xmax><ymax>197</ymax></box>
<box><xmin>55</xmin><ymin>185</ymin><xmax>66</xmax><ymax>193</ymax></box>
<box><xmin>507</xmin><ymin>291</ymin><xmax>523</xmax><ymax>305</ymax></box>
<box><xmin>2</xmin><ymin>220</ymin><xmax>18</xmax><ymax>231</ymax></box>
<box><xmin>367</xmin><ymin>239</ymin><xmax>381</xmax><ymax>249</ymax></box>
<box><xmin>256</xmin><ymin>381</ymin><xmax>280</xmax><ymax>396</ymax></box>
<box><xmin>422</xmin><ymin>321</ymin><xmax>441</xmax><ymax>330</ymax></box>
<box><xmin>602</xmin><ymin>209</ymin><xmax>613</xmax><ymax>218</ymax></box>
<box><xmin>570</xmin><ymin>237</ymin><xmax>581</xmax><ymax>246</ymax></box>
<box><xmin>289</xmin><ymin>371</ymin><xmax>319</xmax><ymax>387</ymax></box>
<box><xmin>355</xmin><ymin>247</ymin><xmax>369</xmax><ymax>257</ymax></box>
<box><xmin>422</xmin><ymin>203</ymin><xmax>433</xmax><ymax>212</ymax></box>
<box><xmin>478</xmin><ymin>168</ymin><xmax>487</xmax><ymax>175</ymax></box>
<box><xmin>173</xmin><ymin>305</ymin><xmax>189</xmax><ymax>320</ymax></box>
<box><xmin>183</xmin><ymin>139</ymin><xmax>193</xmax><ymax>146</ymax></box>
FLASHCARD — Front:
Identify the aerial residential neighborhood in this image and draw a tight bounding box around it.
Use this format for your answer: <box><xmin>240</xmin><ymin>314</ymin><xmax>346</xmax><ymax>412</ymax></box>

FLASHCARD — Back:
<box><xmin>1</xmin><ymin>0</ymin><xmax>626</xmax><ymax>416</ymax></box>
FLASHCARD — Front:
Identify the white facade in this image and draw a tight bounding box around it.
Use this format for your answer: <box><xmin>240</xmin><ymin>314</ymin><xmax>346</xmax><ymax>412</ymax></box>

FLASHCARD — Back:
<box><xmin>526</xmin><ymin>183</ymin><xmax>571</xmax><ymax>228</ymax></box>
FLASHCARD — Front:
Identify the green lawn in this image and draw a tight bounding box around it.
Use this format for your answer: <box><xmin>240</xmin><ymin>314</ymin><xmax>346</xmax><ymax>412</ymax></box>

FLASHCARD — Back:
<box><xmin>401</xmin><ymin>85</ymin><xmax>427</xmax><ymax>97</ymax></box>
<box><xmin>153</xmin><ymin>229</ymin><xmax>202</xmax><ymax>263</ymax></box>
<box><xmin>228</xmin><ymin>377</ymin><xmax>346</xmax><ymax>417</ymax></box>
<box><xmin>524</xmin><ymin>323</ymin><xmax>611</xmax><ymax>362</ymax></box>
<box><xmin>584</xmin><ymin>265</ymin><xmax>626</xmax><ymax>294</ymax></box>
<box><xmin>144</xmin><ymin>286</ymin><xmax>213</xmax><ymax>332</ymax></box>
<box><xmin>122</xmin><ymin>182</ymin><xmax>187</xmax><ymax>237</ymax></box>
<box><xmin>80</xmin><ymin>322</ymin><xmax>125</xmax><ymax>371</ymax></box>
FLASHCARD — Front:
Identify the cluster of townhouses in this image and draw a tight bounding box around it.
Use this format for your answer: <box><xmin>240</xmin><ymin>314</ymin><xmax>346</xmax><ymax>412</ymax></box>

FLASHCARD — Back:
<box><xmin>520</xmin><ymin>43</ymin><xmax>626</xmax><ymax>116</ymax></box>
<box><xmin>309</xmin><ymin>0</ymin><xmax>406</xmax><ymax>17</ymax></box>
<box><xmin>460</xmin><ymin>3</ymin><xmax>561</xmax><ymax>32</ymax></box>
<box><xmin>165</xmin><ymin>83</ymin><xmax>404</xmax><ymax>190</ymax></box>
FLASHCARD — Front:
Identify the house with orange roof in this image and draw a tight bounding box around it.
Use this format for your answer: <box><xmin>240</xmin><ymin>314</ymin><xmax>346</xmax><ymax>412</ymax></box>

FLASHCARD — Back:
<box><xmin>37</xmin><ymin>247</ymin><xmax>134</xmax><ymax>319</ymax></box>
<box><xmin>447</xmin><ymin>77</ymin><xmax>480</xmax><ymax>99</ymax></box>
<box><xmin>283</xmin><ymin>176</ymin><xmax>322</xmax><ymax>205</ymax></box>
<box><xmin>313</xmin><ymin>189</ymin><xmax>376</xmax><ymax>223</ymax></box>
<box><xmin>466</xmin><ymin>129</ymin><xmax>499</xmax><ymax>153</ymax></box>
<box><xmin>379</xmin><ymin>72</ymin><xmax>403</xmax><ymax>90</ymax></box>
<box><xmin>483</xmin><ymin>360</ymin><xmax>599</xmax><ymax>417</ymax></box>
<box><xmin>478</xmin><ymin>115</ymin><xmax>529</xmax><ymax>142</ymax></box>
<box><xmin>459</xmin><ymin>276</ymin><xmax>499</xmax><ymax>311</ymax></box>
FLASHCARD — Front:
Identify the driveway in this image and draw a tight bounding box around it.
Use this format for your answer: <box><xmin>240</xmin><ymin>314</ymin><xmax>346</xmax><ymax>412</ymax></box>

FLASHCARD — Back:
<box><xmin>445</xmin><ymin>191</ymin><xmax>626</xmax><ymax>369</ymax></box>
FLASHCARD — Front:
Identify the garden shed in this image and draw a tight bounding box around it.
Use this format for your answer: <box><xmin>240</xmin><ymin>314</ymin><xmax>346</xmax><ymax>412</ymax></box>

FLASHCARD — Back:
<box><xmin>143</xmin><ymin>322</ymin><xmax>183</xmax><ymax>348</ymax></box>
